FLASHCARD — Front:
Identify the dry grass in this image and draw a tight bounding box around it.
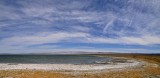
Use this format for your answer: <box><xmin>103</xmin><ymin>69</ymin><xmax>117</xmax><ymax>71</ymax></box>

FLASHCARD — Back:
<box><xmin>0</xmin><ymin>54</ymin><xmax>160</xmax><ymax>78</ymax></box>
<box><xmin>0</xmin><ymin>70</ymin><xmax>71</xmax><ymax>78</ymax></box>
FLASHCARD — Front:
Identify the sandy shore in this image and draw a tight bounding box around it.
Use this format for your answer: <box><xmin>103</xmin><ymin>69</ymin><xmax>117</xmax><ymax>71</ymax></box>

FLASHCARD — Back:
<box><xmin>0</xmin><ymin>59</ymin><xmax>141</xmax><ymax>71</ymax></box>
<box><xmin>0</xmin><ymin>54</ymin><xmax>159</xmax><ymax>78</ymax></box>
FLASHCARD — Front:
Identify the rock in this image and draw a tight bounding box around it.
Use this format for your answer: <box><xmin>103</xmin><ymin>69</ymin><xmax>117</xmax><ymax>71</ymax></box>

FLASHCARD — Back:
<box><xmin>84</xmin><ymin>73</ymin><xmax>87</xmax><ymax>76</ymax></box>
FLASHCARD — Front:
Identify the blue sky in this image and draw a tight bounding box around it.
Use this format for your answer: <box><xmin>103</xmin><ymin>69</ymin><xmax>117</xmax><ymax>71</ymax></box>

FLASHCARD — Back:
<box><xmin>0</xmin><ymin>0</ymin><xmax>160</xmax><ymax>54</ymax></box>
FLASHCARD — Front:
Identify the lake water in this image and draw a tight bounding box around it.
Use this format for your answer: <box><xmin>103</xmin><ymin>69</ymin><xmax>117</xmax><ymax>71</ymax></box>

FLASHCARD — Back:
<box><xmin>0</xmin><ymin>55</ymin><xmax>112</xmax><ymax>65</ymax></box>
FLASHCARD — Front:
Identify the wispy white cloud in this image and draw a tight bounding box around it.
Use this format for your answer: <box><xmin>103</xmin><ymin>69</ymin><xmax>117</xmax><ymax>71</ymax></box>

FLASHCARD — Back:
<box><xmin>1</xmin><ymin>32</ymin><xmax>89</xmax><ymax>46</ymax></box>
<box><xmin>0</xmin><ymin>0</ymin><xmax>160</xmax><ymax>53</ymax></box>
<box><xmin>83</xmin><ymin>35</ymin><xmax>160</xmax><ymax>45</ymax></box>
<box><xmin>1</xmin><ymin>31</ymin><xmax>159</xmax><ymax>47</ymax></box>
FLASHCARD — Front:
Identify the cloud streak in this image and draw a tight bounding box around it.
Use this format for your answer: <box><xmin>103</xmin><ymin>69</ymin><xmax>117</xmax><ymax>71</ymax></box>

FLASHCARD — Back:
<box><xmin>1</xmin><ymin>32</ymin><xmax>88</xmax><ymax>46</ymax></box>
<box><xmin>0</xmin><ymin>0</ymin><xmax>160</xmax><ymax>53</ymax></box>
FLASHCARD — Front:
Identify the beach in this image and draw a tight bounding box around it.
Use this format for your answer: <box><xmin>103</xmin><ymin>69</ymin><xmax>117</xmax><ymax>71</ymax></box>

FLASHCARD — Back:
<box><xmin>0</xmin><ymin>54</ymin><xmax>159</xmax><ymax>78</ymax></box>
<box><xmin>0</xmin><ymin>59</ymin><xmax>140</xmax><ymax>71</ymax></box>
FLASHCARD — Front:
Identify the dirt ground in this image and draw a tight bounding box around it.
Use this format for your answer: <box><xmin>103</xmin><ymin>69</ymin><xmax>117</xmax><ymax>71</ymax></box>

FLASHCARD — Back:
<box><xmin>0</xmin><ymin>54</ymin><xmax>160</xmax><ymax>78</ymax></box>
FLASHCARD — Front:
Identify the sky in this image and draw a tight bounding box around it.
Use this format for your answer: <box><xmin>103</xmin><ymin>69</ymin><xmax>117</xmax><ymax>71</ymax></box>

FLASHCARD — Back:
<box><xmin>0</xmin><ymin>0</ymin><xmax>160</xmax><ymax>54</ymax></box>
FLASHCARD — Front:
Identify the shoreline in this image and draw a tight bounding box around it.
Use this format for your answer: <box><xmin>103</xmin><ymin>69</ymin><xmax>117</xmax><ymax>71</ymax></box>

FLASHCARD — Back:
<box><xmin>0</xmin><ymin>54</ymin><xmax>159</xmax><ymax>78</ymax></box>
<box><xmin>0</xmin><ymin>57</ymin><xmax>142</xmax><ymax>71</ymax></box>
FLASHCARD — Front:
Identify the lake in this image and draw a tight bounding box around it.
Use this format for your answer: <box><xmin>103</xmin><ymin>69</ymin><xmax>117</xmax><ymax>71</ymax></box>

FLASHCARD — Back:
<box><xmin>0</xmin><ymin>55</ymin><xmax>112</xmax><ymax>65</ymax></box>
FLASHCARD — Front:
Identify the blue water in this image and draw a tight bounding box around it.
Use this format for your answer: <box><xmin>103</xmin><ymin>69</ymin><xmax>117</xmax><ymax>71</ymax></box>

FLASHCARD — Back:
<box><xmin>0</xmin><ymin>55</ymin><xmax>112</xmax><ymax>64</ymax></box>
